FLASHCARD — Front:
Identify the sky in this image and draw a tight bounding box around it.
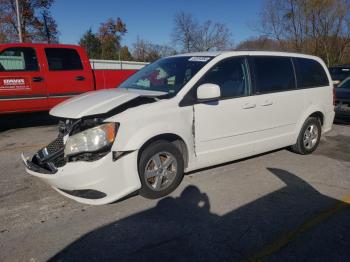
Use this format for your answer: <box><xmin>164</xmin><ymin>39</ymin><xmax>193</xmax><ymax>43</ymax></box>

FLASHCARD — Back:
<box><xmin>51</xmin><ymin>0</ymin><xmax>263</xmax><ymax>48</ymax></box>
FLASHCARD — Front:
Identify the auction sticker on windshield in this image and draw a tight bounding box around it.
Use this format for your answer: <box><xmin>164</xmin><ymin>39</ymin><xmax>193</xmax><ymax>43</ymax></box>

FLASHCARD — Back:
<box><xmin>0</xmin><ymin>77</ymin><xmax>30</xmax><ymax>90</ymax></box>
<box><xmin>188</xmin><ymin>57</ymin><xmax>211</xmax><ymax>62</ymax></box>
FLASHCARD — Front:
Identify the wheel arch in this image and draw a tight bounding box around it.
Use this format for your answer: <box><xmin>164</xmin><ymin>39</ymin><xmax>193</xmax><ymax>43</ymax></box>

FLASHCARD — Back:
<box><xmin>294</xmin><ymin>108</ymin><xmax>326</xmax><ymax>143</ymax></box>
<box><xmin>138</xmin><ymin>133</ymin><xmax>189</xmax><ymax>168</ymax></box>
<box><xmin>309</xmin><ymin>111</ymin><xmax>324</xmax><ymax>126</ymax></box>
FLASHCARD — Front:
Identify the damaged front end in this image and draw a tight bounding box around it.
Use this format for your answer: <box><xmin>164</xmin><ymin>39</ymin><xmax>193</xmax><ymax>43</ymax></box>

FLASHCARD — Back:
<box><xmin>21</xmin><ymin>88</ymin><xmax>167</xmax><ymax>204</ymax></box>
<box><xmin>23</xmin><ymin>118</ymin><xmax>117</xmax><ymax>175</ymax></box>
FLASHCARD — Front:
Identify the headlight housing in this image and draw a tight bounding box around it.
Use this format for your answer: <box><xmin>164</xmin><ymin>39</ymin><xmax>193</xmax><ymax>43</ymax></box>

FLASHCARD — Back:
<box><xmin>64</xmin><ymin>123</ymin><xmax>117</xmax><ymax>157</ymax></box>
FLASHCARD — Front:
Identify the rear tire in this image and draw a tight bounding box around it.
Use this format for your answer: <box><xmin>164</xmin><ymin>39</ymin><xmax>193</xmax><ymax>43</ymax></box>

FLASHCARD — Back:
<box><xmin>138</xmin><ymin>141</ymin><xmax>184</xmax><ymax>199</ymax></box>
<box><xmin>291</xmin><ymin>117</ymin><xmax>321</xmax><ymax>155</ymax></box>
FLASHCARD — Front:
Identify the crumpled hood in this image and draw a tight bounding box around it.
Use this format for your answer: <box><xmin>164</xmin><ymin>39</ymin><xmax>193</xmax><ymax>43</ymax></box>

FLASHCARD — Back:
<box><xmin>50</xmin><ymin>88</ymin><xmax>166</xmax><ymax>119</ymax></box>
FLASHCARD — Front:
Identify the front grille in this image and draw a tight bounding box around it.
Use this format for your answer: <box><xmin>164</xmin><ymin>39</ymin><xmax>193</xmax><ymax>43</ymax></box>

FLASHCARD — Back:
<box><xmin>53</xmin><ymin>156</ymin><xmax>67</xmax><ymax>168</ymax></box>
<box><xmin>45</xmin><ymin>136</ymin><xmax>66</xmax><ymax>168</ymax></box>
<box><xmin>46</xmin><ymin>136</ymin><xmax>64</xmax><ymax>154</ymax></box>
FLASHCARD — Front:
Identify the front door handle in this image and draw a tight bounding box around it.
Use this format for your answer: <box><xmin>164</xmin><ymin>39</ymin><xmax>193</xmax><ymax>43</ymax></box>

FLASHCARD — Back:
<box><xmin>32</xmin><ymin>76</ymin><xmax>44</xmax><ymax>82</ymax></box>
<box><xmin>261</xmin><ymin>100</ymin><xmax>273</xmax><ymax>106</ymax></box>
<box><xmin>242</xmin><ymin>103</ymin><xmax>256</xmax><ymax>109</ymax></box>
<box><xmin>75</xmin><ymin>76</ymin><xmax>85</xmax><ymax>81</ymax></box>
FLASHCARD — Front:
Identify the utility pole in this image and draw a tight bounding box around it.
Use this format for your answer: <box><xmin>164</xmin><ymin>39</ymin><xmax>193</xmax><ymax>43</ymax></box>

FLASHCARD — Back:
<box><xmin>42</xmin><ymin>12</ymin><xmax>51</xmax><ymax>43</ymax></box>
<box><xmin>15</xmin><ymin>0</ymin><xmax>23</xmax><ymax>42</ymax></box>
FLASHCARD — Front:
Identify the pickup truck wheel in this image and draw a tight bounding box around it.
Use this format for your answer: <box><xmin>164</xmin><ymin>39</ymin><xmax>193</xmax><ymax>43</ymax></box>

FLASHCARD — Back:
<box><xmin>138</xmin><ymin>141</ymin><xmax>184</xmax><ymax>199</ymax></box>
<box><xmin>291</xmin><ymin>117</ymin><xmax>321</xmax><ymax>155</ymax></box>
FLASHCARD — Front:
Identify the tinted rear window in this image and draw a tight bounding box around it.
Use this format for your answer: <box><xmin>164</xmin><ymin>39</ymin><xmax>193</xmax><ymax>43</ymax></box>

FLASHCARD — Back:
<box><xmin>253</xmin><ymin>56</ymin><xmax>296</xmax><ymax>94</ymax></box>
<box><xmin>329</xmin><ymin>67</ymin><xmax>350</xmax><ymax>82</ymax></box>
<box><xmin>294</xmin><ymin>58</ymin><xmax>329</xmax><ymax>88</ymax></box>
<box><xmin>45</xmin><ymin>48</ymin><xmax>83</xmax><ymax>71</ymax></box>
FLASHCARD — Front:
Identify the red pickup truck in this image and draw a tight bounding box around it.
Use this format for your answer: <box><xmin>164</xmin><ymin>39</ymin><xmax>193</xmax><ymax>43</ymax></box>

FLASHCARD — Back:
<box><xmin>0</xmin><ymin>43</ymin><xmax>138</xmax><ymax>114</ymax></box>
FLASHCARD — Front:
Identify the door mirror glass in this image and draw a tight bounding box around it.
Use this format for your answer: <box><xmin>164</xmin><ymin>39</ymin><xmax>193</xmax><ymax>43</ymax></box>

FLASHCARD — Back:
<box><xmin>197</xmin><ymin>83</ymin><xmax>221</xmax><ymax>101</ymax></box>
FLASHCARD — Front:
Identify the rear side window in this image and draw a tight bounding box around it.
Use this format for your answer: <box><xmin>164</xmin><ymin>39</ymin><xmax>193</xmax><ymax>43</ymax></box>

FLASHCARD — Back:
<box><xmin>253</xmin><ymin>56</ymin><xmax>296</xmax><ymax>94</ymax></box>
<box><xmin>294</xmin><ymin>58</ymin><xmax>329</xmax><ymax>88</ymax></box>
<box><xmin>45</xmin><ymin>48</ymin><xmax>83</xmax><ymax>71</ymax></box>
<box><xmin>0</xmin><ymin>47</ymin><xmax>39</xmax><ymax>72</ymax></box>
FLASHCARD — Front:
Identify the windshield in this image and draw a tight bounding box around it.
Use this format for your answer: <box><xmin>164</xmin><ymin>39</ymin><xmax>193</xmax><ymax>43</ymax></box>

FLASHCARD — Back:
<box><xmin>118</xmin><ymin>56</ymin><xmax>212</xmax><ymax>95</ymax></box>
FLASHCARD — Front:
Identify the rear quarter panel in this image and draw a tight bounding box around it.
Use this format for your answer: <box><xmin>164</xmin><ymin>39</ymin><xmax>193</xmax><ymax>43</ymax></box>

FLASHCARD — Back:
<box><xmin>295</xmin><ymin>57</ymin><xmax>335</xmax><ymax>137</ymax></box>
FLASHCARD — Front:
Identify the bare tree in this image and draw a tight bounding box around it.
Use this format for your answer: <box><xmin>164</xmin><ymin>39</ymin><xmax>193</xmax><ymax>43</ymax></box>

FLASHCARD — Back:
<box><xmin>235</xmin><ymin>36</ymin><xmax>285</xmax><ymax>51</ymax></box>
<box><xmin>132</xmin><ymin>37</ymin><xmax>149</xmax><ymax>62</ymax></box>
<box><xmin>172</xmin><ymin>12</ymin><xmax>198</xmax><ymax>52</ymax></box>
<box><xmin>194</xmin><ymin>20</ymin><xmax>232</xmax><ymax>51</ymax></box>
<box><xmin>132</xmin><ymin>37</ymin><xmax>176</xmax><ymax>62</ymax></box>
<box><xmin>0</xmin><ymin>0</ymin><xmax>59</xmax><ymax>43</ymax></box>
<box><xmin>0</xmin><ymin>29</ymin><xmax>7</xmax><ymax>43</ymax></box>
<box><xmin>172</xmin><ymin>12</ymin><xmax>232</xmax><ymax>52</ymax></box>
<box><xmin>257</xmin><ymin>0</ymin><xmax>350</xmax><ymax>66</ymax></box>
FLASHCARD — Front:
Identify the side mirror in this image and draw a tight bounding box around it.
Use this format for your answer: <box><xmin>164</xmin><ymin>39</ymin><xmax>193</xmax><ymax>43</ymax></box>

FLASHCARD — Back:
<box><xmin>197</xmin><ymin>83</ymin><xmax>221</xmax><ymax>102</ymax></box>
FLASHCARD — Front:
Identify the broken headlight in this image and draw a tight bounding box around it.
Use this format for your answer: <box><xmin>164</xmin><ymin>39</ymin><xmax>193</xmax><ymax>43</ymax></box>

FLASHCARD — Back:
<box><xmin>64</xmin><ymin>123</ymin><xmax>117</xmax><ymax>157</ymax></box>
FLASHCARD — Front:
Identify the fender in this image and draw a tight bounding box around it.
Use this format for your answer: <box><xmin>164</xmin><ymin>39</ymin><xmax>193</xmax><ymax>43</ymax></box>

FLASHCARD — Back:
<box><xmin>112</xmin><ymin>122</ymin><xmax>196</xmax><ymax>171</ymax></box>
<box><xmin>106</xmin><ymin>100</ymin><xmax>196</xmax><ymax>165</ymax></box>
<box><xmin>114</xmin><ymin>123</ymin><xmax>193</xmax><ymax>152</ymax></box>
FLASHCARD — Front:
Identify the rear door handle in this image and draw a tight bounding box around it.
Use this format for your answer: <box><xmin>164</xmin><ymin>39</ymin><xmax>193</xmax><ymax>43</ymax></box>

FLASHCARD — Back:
<box><xmin>261</xmin><ymin>100</ymin><xmax>273</xmax><ymax>106</ymax></box>
<box><xmin>32</xmin><ymin>76</ymin><xmax>44</xmax><ymax>82</ymax></box>
<box><xmin>242</xmin><ymin>103</ymin><xmax>256</xmax><ymax>109</ymax></box>
<box><xmin>75</xmin><ymin>76</ymin><xmax>85</xmax><ymax>81</ymax></box>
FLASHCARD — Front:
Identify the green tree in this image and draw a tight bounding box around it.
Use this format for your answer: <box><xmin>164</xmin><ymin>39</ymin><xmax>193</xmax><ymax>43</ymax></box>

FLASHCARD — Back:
<box><xmin>0</xmin><ymin>0</ymin><xmax>59</xmax><ymax>43</ymax></box>
<box><xmin>99</xmin><ymin>18</ymin><xmax>127</xmax><ymax>59</ymax></box>
<box><xmin>118</xmin><ymin>46</ymin><xmax>133</xmax><ymax>61</ymax></box>
<box><xmin>79</xmin><ymin>29</ymin><xmax>101</xmax><ymax>59</ymax></box>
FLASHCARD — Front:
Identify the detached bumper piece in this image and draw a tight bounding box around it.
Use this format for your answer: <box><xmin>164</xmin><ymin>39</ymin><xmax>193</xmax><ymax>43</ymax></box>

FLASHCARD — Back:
<box><xmin>22</xmin><ymin>153</ymin><xmax>56</xmax><ymax>175</ymax></box>
<box><xmin>24</xmin><ymin>136</ymin><xmax>66</xmax><ymax>174</ymax></box>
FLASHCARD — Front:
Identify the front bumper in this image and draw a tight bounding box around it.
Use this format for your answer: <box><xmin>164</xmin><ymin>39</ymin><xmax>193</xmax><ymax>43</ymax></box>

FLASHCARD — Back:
<box><xmin>335</xmin><ymin>100</ymin><xmax>350</xmax><ymax>117</ymax></box>
<box><xmin>23</xmin><ymin>151</ymin><xmax>141</xmax><ymax>205</ymax></box>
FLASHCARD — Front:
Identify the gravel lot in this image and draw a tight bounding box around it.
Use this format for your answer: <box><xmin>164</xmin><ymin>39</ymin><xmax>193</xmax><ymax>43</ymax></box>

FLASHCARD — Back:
<box><xmin>0</xmin><ymin>113</ymin><xmax>349</xmax><ymax>262</ymax></box>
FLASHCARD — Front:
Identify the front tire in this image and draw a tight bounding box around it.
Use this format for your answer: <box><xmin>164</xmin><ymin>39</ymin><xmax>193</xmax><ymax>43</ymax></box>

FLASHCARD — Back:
<box><xmin>138</xmin><ymin>141</ymin><xmax>184</xmax><ymax>199</ymax></box>
<box><xmin>291</xmin><ymin>117</ymin><xmax>321</xmax><ymax>155</ymax></box>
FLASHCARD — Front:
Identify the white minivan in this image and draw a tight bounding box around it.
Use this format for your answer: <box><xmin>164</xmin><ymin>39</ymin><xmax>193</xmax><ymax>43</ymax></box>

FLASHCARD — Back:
<box><xmin>23</xmin><ymin>51</ymin><xmax>335</xmax><ymax>205</ymax></box>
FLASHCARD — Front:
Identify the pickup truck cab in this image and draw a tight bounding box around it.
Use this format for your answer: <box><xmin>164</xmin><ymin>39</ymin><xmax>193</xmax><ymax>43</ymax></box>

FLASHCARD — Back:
<box><xmin>0</xmin><ymin>43</ymin><xmax>138</xmax><ymax>114</ymax></box>
<box><xmin>23</xmin><ymin>51</ymin><xmax>335</xmax><ymax>205</ymax></box>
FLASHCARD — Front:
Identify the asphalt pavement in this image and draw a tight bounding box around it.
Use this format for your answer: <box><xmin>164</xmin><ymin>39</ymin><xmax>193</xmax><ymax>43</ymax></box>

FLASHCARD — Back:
<box><xmin>0</xmin><ymin>113</ymin><xmax>349</xmax><ymax>262</ymax></box>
